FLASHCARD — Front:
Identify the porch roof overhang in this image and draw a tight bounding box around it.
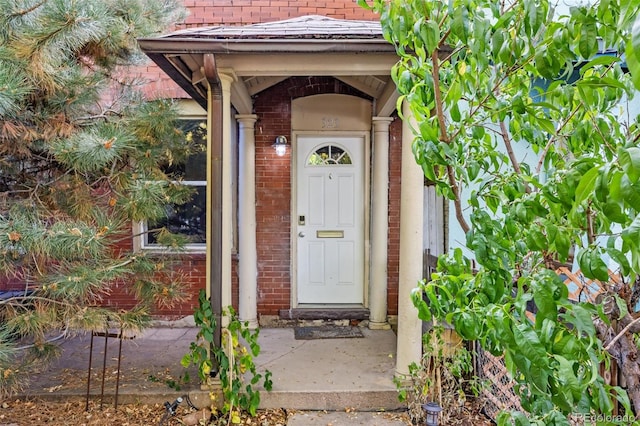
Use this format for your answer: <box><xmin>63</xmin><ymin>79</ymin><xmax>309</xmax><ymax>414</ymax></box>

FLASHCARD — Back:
<box><xmin>138</xmin><ymin>15</ymin><xmax>400</xmax><ymax>116</ymax></box>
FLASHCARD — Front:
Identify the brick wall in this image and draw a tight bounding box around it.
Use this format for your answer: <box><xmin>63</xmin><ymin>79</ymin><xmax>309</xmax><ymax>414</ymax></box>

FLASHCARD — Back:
<box><xmin>102</xmin><ymin>234</ymin><xmax>207</xmax><ymax>319</ymax></box>
<box><xmin>253</xmin><ymin>78</ymin><xmax>293</xmax><ymax>317</ymax></box>
<box><xmin>387</xmin><ymin>114</ymin><xmax>402</xmax><ymax>316</ymax></box>
<box><xmin>103</xmin><ymin>255</ymin><xmax>206</xmax><ymax>318</ymax></box>
<box><xmin>180</xmin><ymin>0</ymin><xmax>378</xmax><ymax>26</ymax></box>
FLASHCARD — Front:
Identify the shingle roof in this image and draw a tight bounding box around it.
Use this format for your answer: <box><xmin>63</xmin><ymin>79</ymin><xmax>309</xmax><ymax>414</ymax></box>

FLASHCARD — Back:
<box><xmin>163</xmin><ymin>15</ymin><xmax>384</xmax><ymax>40</ymax></box>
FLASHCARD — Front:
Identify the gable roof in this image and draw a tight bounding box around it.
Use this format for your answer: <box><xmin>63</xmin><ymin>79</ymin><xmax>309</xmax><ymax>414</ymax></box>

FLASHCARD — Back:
<box><xmin>164</xmin><ymin>15</ymin><xmax>384</xmax><ymax>40</ymax></box>
<box><xmin>139</xmin><ymin>14</ymin><xmax>393</xmax><ymax>54</ymax></box>
<box><xmin>138</xmin><ymin>15</ymin><xmax>398</xmax><ymax>112</ymax></box>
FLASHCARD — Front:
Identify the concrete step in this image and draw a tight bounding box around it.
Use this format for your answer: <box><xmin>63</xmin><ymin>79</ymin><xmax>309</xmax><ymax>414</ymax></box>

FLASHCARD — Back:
<box><xmin>258</xmin><ymin>389</ymin><xmax>402</xmax><ymax>411</ymax></box>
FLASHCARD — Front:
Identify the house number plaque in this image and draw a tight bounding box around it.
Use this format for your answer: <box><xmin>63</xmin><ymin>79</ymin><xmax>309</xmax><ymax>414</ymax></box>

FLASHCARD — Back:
<box><xmin>321</xmin><ymin>117</ymin><xmax>339</xmax><ymax>129</ymax></box>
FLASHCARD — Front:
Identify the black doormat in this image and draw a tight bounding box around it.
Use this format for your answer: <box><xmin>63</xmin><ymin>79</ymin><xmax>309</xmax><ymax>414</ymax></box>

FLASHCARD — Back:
<box><xmin>294</xmin><ymin>325</ymin><xmax>364</xmax><ymax>340</ymax></box>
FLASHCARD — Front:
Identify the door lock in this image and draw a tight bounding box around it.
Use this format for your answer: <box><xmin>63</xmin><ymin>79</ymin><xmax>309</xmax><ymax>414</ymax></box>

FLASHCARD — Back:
<box><xmin>298</xmin><ymin>215</ymin><xmax>305</xmax><ymax>225</ymax></box>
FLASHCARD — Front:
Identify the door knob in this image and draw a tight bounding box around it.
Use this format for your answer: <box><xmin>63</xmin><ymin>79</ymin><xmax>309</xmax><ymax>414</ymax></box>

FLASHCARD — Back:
<box><xmin>298</xmin><ymin>232</ymin><xmax>305</xmax><ymax>237</ymax></box>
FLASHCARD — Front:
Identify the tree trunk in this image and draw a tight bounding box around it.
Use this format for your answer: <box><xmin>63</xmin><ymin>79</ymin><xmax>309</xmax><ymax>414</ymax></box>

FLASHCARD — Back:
<box><xmin>595</xmin><ymin>314</ymin><xmax>640</xmax><ymax>414</ymax></box>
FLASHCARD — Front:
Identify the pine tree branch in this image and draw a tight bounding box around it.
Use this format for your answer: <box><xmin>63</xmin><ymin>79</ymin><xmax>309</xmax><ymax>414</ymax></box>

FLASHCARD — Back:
<box><xmin>0</xmin><ymin>296</ymin><xmax>74</xmax><ymax>307</ymax></box>
<box><xmin>12</xmin><ymin>1</ymin><xmax>46</xmax><ymax>17</ymax></box>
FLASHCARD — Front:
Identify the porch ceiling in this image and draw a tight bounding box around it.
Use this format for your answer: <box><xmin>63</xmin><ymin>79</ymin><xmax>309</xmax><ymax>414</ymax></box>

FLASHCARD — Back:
<box><xmin>138</xmin><ymin>15</ymin><xmax>400</xmax><ymax>116</ymax></box>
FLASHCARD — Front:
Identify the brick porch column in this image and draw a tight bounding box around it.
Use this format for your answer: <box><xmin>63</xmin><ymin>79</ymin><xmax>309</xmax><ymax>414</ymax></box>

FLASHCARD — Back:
<box><xmin>369</xmin><ymin>117</ymin><xmax>394</xmax><ymax>330</ymax></box>
<box><xmin>236</xmin><ymin>114</ymin><xmax>259</xmax><ymax>328</ymax></box>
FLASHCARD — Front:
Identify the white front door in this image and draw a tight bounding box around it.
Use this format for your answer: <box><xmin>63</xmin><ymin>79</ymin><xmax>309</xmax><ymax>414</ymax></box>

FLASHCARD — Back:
<box><xmin>296</xmin><ymin>136</ymin><xmax>365</xmax><ymax>304</ymax></box>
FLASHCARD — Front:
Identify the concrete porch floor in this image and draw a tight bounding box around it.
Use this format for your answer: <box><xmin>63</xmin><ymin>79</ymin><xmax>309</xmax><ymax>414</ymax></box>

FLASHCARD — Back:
<box><xmin>20</xmin><ymin>325</ymin><xmax>403</xmax><ymax>412</ymax></box>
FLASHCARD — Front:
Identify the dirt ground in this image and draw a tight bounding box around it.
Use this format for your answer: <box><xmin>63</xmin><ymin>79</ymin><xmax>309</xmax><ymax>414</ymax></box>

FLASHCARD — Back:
<box><xmin>0</xmin><ymin>397</ymin><xmax>492</xmax><ymax>426</ymax></box>
<box><xmin>0</xmin><ymin>398</ymin><xmax>289</xmax><ymax>426</ymax></box>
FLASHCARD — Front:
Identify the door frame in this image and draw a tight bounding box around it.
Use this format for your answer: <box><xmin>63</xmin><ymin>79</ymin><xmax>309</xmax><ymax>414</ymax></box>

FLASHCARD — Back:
<box><xmin>290</xmin><ymin>130</ymin><xmax>371</xmax><ymax>308</ymax></box>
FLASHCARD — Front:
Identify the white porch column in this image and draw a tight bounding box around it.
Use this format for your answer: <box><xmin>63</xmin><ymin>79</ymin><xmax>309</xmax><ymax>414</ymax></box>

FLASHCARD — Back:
<box><xmin>236</xmin><ymin>114</ymin><xmax>258</xmax><ymax>328</ymax></box>
<box><xmin>369</xmin><ymin>117</ymin><xmax>394</xmax><ymax>330</ymax></box>
<box><xmin>219</xmin><ymin>72</ymin><xmax>235</xmax><ymax>324</ymax></box>
<box><xmin>395</xmin><ymin>102</ymin><xmax>424</xmax><ymax>377</ymax></box>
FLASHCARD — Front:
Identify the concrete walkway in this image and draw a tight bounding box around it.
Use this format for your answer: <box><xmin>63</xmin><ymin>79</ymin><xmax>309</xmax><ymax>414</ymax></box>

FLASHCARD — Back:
<box><xmin>20</xmin><ymin>325</ymin><xmax>409</xmax><ymax>425</ymax></box>
<box><xmin>287</xmin><ymin>411</ymin><xmax>410</xmax><ymax>425</ymax></box>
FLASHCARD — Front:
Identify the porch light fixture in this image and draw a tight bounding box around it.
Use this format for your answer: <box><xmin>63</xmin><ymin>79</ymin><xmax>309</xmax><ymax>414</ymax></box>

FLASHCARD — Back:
<box><xmin>422</xmin><ymin>402</ymin><xmax>443</xmax><ymax>426</ymax></box>
<box><xmin>272</xmin><ymin>135</ymin><xmax>288</xmax><ymax>156</ymax></box>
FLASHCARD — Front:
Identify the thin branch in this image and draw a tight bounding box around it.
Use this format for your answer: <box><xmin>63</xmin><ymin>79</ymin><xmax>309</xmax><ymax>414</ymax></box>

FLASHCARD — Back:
<box><xmin>0</xmin><ymin>296</ymin><xmax>75</xmax><ymax>307</ymax></box>
<box><xmin>104</xmin><ymin>258</ymin><xmax>134</xmax><ymax>271</ymax></box>
<box><xmin>431</xmin><ymin>49</ymin><xmax>450</xmax><ymax>144</ymax></box>
<box><xmin>605</xmin><ymin>316</ymin><xmax>640</xmax><ymax>351</ymax></box>
<box><xmin>12</xmin><ymin>1</ymin><xmax>46</xmax><ymax>17</ymax></box>
<box><xmin>535</xmin><ymin>137</ymin><xmax>557</xmax><ymax>174</ymax></box>
<box><xmin>431</xmin><ymin>47</ymin><xmax>470</xmax><ymax>233</ymax></box>
<box><xmin>586</xmin><ymin>203</ymin><xmax>595</xmax><ymax>245</ymax></box>
<box><xmin>13</xmin><ymin>331</ymin><xmax>66</xmax><ymax>351</ymax></box>
<box><xmin>498</xmin><ymin>121</ymin><xmax>531</xmax><ymax>193</ymax></box>
<box><xmin>499</xmin><ymin>121</ymin><xmax>523</xmax><ymax>175</ymax></box>
<box><xmin>448</xmin><ymin>165</ymin><xmax>470</xmax><ymax>233</ymax></box>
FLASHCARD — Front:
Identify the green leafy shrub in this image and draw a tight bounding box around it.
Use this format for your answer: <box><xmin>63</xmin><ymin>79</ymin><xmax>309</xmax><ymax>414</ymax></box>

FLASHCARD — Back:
<box><xmin>181</xmin><ymin>290</ymin><xmax>272</xmax><ymax>422</ymax></box>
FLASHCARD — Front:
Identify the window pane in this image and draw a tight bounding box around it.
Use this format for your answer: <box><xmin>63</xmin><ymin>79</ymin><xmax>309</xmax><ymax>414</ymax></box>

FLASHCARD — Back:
<box><xmin>307</xmin><ymin>144</ymin><xmax>352</xmax><ymax>165</ymax></box>
<box><xmin>183</xmin><ymin>120</ymin><xmax>207</xmax><ymax>181</ymax></box>
<box><xmin>143</xmin><ymin>118</ymin><xmax>207</xmax><ymax>249</ymax></box>
<box><xmin>147</xmin><ymin>185</ymin><xmax>206</xmax><ymax>245</ymax></box>
<box><xmin>165</xmin><ymin>120</ymin><xmax>207</xmax><ymax>181</ymax></box>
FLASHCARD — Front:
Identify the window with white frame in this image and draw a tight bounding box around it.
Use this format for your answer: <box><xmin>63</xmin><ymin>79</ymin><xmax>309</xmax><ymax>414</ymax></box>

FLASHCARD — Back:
<box><xmin>138</xmin><ymin>118</ymin><xmax>207</xmax><ymax>251</ymax></box>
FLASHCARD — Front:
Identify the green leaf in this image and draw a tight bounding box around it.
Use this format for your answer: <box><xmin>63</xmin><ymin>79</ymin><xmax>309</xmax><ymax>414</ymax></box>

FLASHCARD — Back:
<box><xmin>626</xmin><ymin>14</ymin><xmax>640</xmax><ymax>91</ymax></box>
<box><xmin>562</xmin><ymin>304</ymin><xmax>596</xmax><ymax>336</ymax></box>
<box><xmin>512</xmin><ymin>411</ymin><xmax>531</xmax><ymax>426</ymax></box>
<box><xmin>614</xmin><ymin>294</ymin><xmax>629</xmax><ymax>320</ymax></box>
<box><xmin>577</xmin><ymin>249</ymin><xmax>593</xmax><ymax>279</ymax></box>
<box><xmin>513</xmin><ymin>323</ymin><xmax>547</xmax><ymax>368</ymax></box>
<box><xmin>533</xmin><ymin>283</ymin><xmax>557</xmax><ymax>327</ymax></box>
<box><xmin>554</xmin><ymin>355</ymin><xmax>581</xmax><ymax>400</ymax></box>
<box><xmin>591</xmin><ymin>251</ymin><xmax>610</xmax><ymax>282</ymax></box>
<box><xmin>535</xmin><ymin>116</ymin><xmax>556</xmax><ymax>134</ymax></box>
<box><xmin>451</xmin><ymin>7</ymin><xmax>469</xmax><ymax>42</ymax></box>
<box><xmin>620</xmin><ymin>175</ymin><xmax>640</xmax><ymax>211</ymax></box>
<box><xmin>553</xmin><ymin>333</ymin><xmax>577</xmax><ymax>356</ymax></box>
<box><xmin>420</xmin><ymin>19</ymin><xmax>440</xmax><ymax>53</ymax></box>
<box><xmin>527</xmin><ymin>227</ymin><xmax>547</xmax><ymax>251</ymax></box>
<box><xmin>180</xmin><ymin>354</ymin><xmax>192</xmax><ymax>368</ymax></box>
<box><xmin>454</xmin><ymin>311</ymin><xmax>481</xmax><ymax>340</ymax></box>
<box><xmin>605</xmin><ymin>246</ymin><xmax>631</xmax><ymax>275</ymax></box>
<box><xmin>622</xmin><ymin>214</ymin><xmax>640</xmax><ymax>247</ymax></box>
<box><xmin>491</xmin><ymin>29</ymin><xmax>505</xmax><ymax>60</ymax></box>
<box><xmin>578</xmin><ymin>248</ymin><xmax>610</xmax><ymax>282</ymax></box>
<box><xmin>450</xmin><ymin>102</ymin><xmax>461</xmax><ymax>122</ymax></box>
<box><xmin>578</xmin><ymin>17</ymin><xmax>598</xmax><ymax>59</ymax></box>
<box><xmin>602</xmin><ymin>201</ymin><xmax>627</xmax><ymax>224</ymax></box>
<box><xmin>535</xmin><ymin>48</ymin><xmax>554</xmax><ymax>79</ymax></box>
<box><xmin>596</xmin><ymin>382</ymin><xmax>614</xmax><ymax>413</ymax></box>
<box><xmin>619</xmin><ymin>146</ymin><xmax>640</xmax><ymax>183</ymax></box>
<box><xmin>574</xmin><ymin>166</ymin><xmax>599</xmax><ymax>204</ymax></box>
<box><xmin>579</xmin><ymin>54</ymin><xmax>620</xmax><ymax>75</ymax></box>
<box><xmin>356</xmin><ymin>0</ymin><xmax>372</xmax><ymax>10</ymax></box>
<box><xmin>554</xmin><ymin>231</ymin><xmax>571</xmax><ymax>261</ymax></box>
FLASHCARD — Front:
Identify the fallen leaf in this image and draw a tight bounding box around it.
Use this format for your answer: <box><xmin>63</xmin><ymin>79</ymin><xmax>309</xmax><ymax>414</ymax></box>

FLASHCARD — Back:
<box><xmin>45</xmin><ymin>385</ymin><xmax>63</xmax><ymax>393</ymax></box>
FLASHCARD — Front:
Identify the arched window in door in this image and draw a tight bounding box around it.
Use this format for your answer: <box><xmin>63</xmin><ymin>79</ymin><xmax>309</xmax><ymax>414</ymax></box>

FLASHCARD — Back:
<box><xmin>307</xmin><ymin>144</ymin><xmax>352</xmax><ymax>165</ymax></box>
